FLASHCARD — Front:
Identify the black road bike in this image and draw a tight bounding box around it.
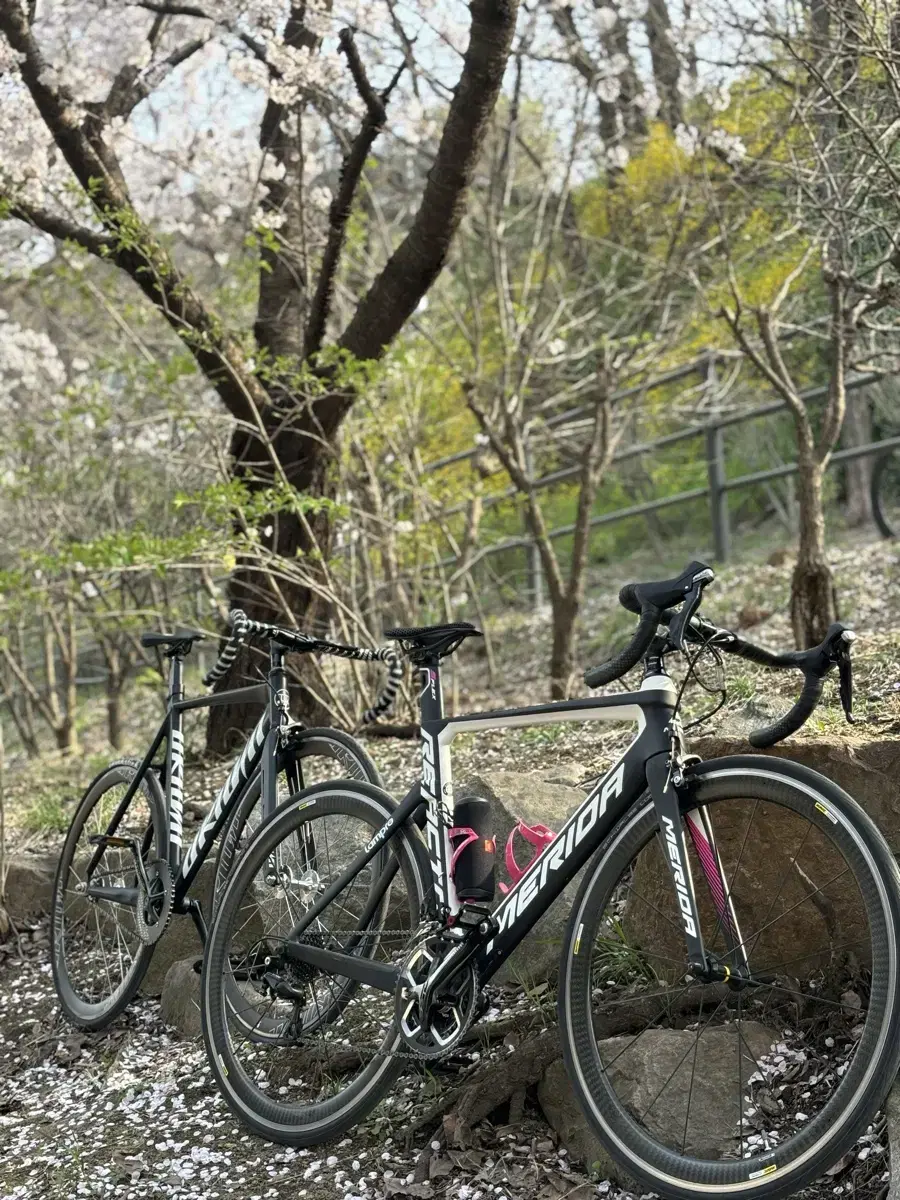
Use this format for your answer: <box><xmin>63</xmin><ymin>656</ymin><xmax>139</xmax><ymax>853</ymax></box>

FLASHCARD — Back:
<box><xmin>51</xmin><ymin>612</ymin><xmax>401</xmax><ymax>1031</ymax></box>
<box><xmin>201</xmin><ymin>563</ymin><xmax>900</xmax><ymax>1200</ymax></box>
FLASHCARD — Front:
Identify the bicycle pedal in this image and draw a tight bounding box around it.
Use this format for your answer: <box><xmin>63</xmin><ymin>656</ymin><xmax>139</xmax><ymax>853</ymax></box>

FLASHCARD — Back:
<box><xmin>87</xmin><ymin>834</ymin><xmax>133</xmax><ymax>849</ymax></box>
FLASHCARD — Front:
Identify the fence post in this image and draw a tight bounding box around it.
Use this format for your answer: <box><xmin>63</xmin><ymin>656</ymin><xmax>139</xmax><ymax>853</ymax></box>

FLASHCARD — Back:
<box><xmin>703</xmin><ymin>354</ymin><xmax>731</xmax><ymax>561</ymax></box>
<box><xmin>524</xmin><ymin>438</ymin><xmax>544</xmax><ymax>611</ymax></box>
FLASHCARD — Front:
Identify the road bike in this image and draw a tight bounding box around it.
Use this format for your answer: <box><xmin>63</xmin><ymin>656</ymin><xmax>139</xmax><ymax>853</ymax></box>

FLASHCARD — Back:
<box><xmin>51</xmin><ymin>612</ymin><xmax>401</xmax><ymax>1031</ymax></box>
<box><xmin>201</xmin><ymin>563</ymin><xmax>900</xmax><ymax>1200</ymax></box>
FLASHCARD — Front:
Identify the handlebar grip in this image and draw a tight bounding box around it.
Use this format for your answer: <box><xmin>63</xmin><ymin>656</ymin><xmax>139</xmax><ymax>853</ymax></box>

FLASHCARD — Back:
<box><xmin>724</xmin><ymin>632</ymin><xmax>787</xmax><ymax>670</ymax></box>
<box><xmin>748</xmin><ymin>670</ymin><xmax>824</xmax><ymax>748</ymax></box>
<box><xmin>584</xmin><ymin>605</ymin><xmax>661</xmax><ymax>688</ymax></box>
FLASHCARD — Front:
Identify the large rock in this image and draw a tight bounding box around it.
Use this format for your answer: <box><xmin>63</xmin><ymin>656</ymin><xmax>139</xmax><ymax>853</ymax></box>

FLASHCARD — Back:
<box><xmin>159</xmin><ymin>957</ymin><xmax>202</xmax><ymax>1038</ymax></box>
<box><xmin>538</xmin><ymin>1023</ymin><xmax>776</xmax><ymax>1170</ymax></box>
<box><xmin>458</xmin><ymin>768</ymin><xmax>590</xmax><ymax>984</ymax></box>
<box><xmin>3</xmin><ymin>852</ymin><xmax>56</xmax><ymax>922</ymax></box>
<box><xmin>622</xmin><ymin>737</ymin><xmax>896</xmax><ymax>982</ymax></box>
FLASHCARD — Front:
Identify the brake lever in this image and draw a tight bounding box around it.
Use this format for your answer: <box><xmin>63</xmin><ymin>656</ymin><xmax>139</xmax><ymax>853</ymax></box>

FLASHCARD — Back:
<box><xmin>670</xmin><ymin>578</ymin><xmax>708</xmax><ymax>651</ymax></box>
<box><xmin>837</xmin><ymin>635</ymin><xmax>857</xmax><ymax>725</ymax></box>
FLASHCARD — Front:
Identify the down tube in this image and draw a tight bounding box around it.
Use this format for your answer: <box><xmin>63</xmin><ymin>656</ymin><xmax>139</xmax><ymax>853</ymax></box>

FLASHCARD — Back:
<box><xmin>475</xmin><ymin>734</ymin><xmax>652</xmax><ymax>983</ymax></box>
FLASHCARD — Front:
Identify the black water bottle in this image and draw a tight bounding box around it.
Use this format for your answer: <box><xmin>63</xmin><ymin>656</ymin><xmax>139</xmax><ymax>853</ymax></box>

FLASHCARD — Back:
<box><xmin>452</xmin><ymin>795</ymin><xmax>496</xmax><ymax>902</ymax></box>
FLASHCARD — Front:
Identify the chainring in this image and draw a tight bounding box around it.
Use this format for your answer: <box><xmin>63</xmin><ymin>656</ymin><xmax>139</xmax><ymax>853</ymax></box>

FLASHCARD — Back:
<box><xmin>394</xmin><ymin>936</ymin><xmax>479</xmax><ymax>1060</ymax></box>
<box><xmin>135</xmin><ymin>858</ymin><xmax>174</xmax><ymax>946</ymax></box>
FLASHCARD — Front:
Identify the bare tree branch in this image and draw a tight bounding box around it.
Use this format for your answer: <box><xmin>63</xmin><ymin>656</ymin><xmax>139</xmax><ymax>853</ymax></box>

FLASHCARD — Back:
<box><xmin>338</xmin><ymin>0</ymin><xmax>520</xmax><ymax>364</ymax></box>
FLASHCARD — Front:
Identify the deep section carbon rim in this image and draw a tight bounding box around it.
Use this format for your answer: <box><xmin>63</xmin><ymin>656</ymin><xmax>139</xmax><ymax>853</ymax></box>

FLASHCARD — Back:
<box><xmin>560</xmin><ymin>766</ymin><xmax>900</xmax><ymax>1198</ymax></box>
<box><xmin>202</xmin><ymin>785</ymin><xmax>427</xmax><ymax>1145</ymax></box>
<box><xmin>51</xmin><ymin>761</ymin><xmax>166</xmax><ymax>1028</ymax></box>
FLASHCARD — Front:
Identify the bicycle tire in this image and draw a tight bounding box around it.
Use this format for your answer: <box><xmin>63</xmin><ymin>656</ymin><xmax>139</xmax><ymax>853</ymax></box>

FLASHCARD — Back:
<box><xmin>871</xmin><ymin>446</ymin><xmax>899</xmax><ymax>538</ymax></box>
<box><xmin>212</xmin><ymin>726</ymin><xmax>381</xmax><ymax>915</ymax></box>
<box><xmin>202</xmin><ymin>780</ymin><xmax>431</xmax><ymax>1146</ymax></box>
<box><xmin>559</xmin><ymin>756</ymin><xmax>900</xmax><ymax>1200</ymax></box>
<box><xmin>52</xmin><ymin>759</ymin><xmax>168</xmax><ymax>1030</ymax></box>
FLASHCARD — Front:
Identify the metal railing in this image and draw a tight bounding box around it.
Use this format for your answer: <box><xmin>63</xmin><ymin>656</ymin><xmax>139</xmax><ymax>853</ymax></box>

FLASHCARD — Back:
<box><xmin>423</xmin><ymin>354</ymin><xmax>897</xmax><ymax>592</ymax></box>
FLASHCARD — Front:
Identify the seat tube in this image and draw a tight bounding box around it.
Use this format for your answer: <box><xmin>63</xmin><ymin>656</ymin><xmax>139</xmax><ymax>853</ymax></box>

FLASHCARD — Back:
<box><xmin>419</xmin><ymin>659</ymin><xmax>459</xmax><ymax>917</ymax></box>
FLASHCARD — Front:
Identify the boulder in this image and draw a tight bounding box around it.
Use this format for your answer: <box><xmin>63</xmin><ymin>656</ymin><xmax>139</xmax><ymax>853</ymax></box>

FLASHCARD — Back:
<box><xmin>598</xmin><ymin>1022</ymin><xmax>776</xmax><ymax>1159</ymax></box>
<box><xmin>538</xmin><ymin>1023</ymin><xmax>777</xmax><ymax>1170</ymax></box>
<box><xmin>159</xmin><ymin>957</ymin><xmax>202</xmax><ymax>1038</ymax></box>
<box><xmin>3</xmin><ymin>852</ymin><xmax>56</xmax><ymax>922</ymax></box>
<box><xmin>458</xmin><ymin>768</ymin><xmax>590</xmax><ymax>984</ymax></box>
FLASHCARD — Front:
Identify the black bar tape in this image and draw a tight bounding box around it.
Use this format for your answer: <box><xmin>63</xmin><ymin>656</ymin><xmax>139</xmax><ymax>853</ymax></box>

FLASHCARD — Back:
<box><xmin>749</xmin><ymin>670</ymin><xmax>824</xmax><ymax>748</ymax></box>
<box><xmin>584</xmin><ymin>605</ymin><xmax>661</xmax><ymax>688</ymax></box>
<box><xmin>618</xmin><ymin>583</ymin><xmax>641</xmax><ymax>615</ymax></box>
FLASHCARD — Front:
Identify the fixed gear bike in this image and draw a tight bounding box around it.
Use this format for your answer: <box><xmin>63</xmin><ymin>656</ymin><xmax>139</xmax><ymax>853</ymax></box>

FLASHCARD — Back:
<box><xmin>51</xmin><ymin>613</ymin><xmax>400</xmax><ymax>1030</ymax></box>
<box><xmin>201</xmin><ymin>563</ymin><xmax>900</xmax><ymax>1200</ymax></box>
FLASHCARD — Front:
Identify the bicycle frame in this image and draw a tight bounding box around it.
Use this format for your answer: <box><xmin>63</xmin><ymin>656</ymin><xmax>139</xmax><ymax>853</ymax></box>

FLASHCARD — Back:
<box><xmin>289</xmin><ymin>654</ymin><xmax>743</xmax><ymax>990</ymax></box>
<box><xmin>86</xmin><ymin>643</ymin><xmax>302</xmax><ymax>933</ymax></box>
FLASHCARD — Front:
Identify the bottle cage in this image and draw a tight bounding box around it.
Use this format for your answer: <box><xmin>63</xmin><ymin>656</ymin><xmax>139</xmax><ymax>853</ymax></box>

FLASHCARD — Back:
<box><xmin>498</xmin><ymin>820</ymin><xmax>555</xmax><ymax>895</ymax></box>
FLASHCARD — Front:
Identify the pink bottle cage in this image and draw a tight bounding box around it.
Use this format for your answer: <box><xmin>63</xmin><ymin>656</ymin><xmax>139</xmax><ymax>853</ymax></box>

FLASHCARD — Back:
<box><xmin>448</xmin><ymin>827</ymin><xmax>488</xmax><ymax>877</ymax></box>
<box><xmin>498</xmin><ymin>820</ymin><xmax>555</xmax><ymax>895</ymax></box>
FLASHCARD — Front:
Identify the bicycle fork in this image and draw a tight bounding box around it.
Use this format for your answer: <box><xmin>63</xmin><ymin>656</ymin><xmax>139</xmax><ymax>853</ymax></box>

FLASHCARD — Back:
<box><xmin>646</xmin><ymin>754</ymin><xmax>749</xmax><ymax>982</ymax></box>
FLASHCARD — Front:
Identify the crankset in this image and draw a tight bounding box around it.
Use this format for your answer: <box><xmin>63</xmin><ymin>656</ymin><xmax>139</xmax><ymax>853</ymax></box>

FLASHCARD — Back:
<box><xmin>395</xmin><ymin>934</ymin><xmax>480</xmax><ymax>1059</ymax></box>
<box><xmin>135</xmin><ymin>858</ymin><xmax>174</xmax><ymax>945</ymax></box>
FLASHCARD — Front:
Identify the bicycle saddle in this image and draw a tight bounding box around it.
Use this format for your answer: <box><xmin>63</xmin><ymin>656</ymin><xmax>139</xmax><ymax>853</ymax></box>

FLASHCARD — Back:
<box><xmin>385</xmin><ymin>621</ymin><xmax>482</xmax><ymax>664</ymax></box>
<box><xmin>140</xmin><ymin>629</ymin><xmax>206</xmax><ymax>649</ymax></box>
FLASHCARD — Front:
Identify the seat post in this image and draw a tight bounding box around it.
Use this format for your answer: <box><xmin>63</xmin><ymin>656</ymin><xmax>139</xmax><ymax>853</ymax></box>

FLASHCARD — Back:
<box><xmin>419</xmin><ymin>657</ymin><xmax>445</xmax><ymax>725</ymax></box>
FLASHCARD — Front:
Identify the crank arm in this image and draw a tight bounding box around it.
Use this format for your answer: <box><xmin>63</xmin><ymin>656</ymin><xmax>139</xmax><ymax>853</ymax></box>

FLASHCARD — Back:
<box><xmin>282</xmin><ymin>940</ymin><xmax>400</xmax><ymax>994</ymax></box>
<box><xmin>86</xmin><ymin>885</ymin><xmax>140</xmax><ymax>906</ymax></box>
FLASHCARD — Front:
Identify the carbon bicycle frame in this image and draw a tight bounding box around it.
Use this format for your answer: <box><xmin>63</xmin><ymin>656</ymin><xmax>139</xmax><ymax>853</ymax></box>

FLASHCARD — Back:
<box><xmin>86</xmin><ymin>643</ymin><xmax>301</xmax><ymax>934</ymax></box>
<box><xmin>289</xmin><ymin>655</ymin><xmax>743</xmax><ymax>990</ymax></box>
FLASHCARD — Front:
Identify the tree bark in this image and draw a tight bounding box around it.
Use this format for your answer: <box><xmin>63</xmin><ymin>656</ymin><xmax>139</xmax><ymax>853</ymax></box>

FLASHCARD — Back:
<box><xmin>843</xmin><ymin>391</ymin><xmax>874</xmax><ymax>526</ymax></box>
<box><xmin>790</xmin><ymin>459</ymin><xmax>837</xmax><ymax>646</ymax></box>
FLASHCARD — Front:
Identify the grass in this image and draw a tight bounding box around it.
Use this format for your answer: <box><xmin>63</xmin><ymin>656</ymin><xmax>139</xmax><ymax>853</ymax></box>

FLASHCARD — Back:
<box><xmin>20</xmin><ymin>793</ymin><xmax>71</xmax><ymax>836</ymax></box>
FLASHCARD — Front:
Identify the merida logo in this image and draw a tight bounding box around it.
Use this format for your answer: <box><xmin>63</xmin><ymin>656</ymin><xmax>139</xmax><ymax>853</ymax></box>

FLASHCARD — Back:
<box><xmin>662</xmin><ymin>815</ymin><xmax>697</xmax><ymax>937</ymax></box>
<box><xmin>421</xmin><ymin>730</ymin><xmax>445</xmax><ymax>906</ymax></box>
<box><xmin>488</xmin><ymin>760</ymin><xmax>626</xmax><ymax>947</ymax></box>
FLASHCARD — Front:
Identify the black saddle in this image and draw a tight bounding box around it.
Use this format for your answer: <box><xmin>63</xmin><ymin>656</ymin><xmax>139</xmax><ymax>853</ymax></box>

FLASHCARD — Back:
<box><xmin>140</xmin><ymin>629</ymin><xmax>206</xmax><ymax>655</ymax></box>
<box><xmin>385</xmin><ymin>621</ymin><xmax>482</xmax><ymax>664</ymax></box>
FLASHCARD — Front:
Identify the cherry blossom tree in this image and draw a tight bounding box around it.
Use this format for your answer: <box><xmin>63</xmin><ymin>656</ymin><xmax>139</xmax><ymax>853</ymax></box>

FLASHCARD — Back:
<box><xmin>0</xmin><ymin>0</ymin><xmax>519</xmax><ymax>751</ymax></box>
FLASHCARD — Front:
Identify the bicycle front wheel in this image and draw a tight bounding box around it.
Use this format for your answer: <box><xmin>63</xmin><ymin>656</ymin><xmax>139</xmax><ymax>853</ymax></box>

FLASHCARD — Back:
<box><xmin>559</xmin><ymin>756</ymin><xmax>900</xmax><ymax>1200</ymax></box>
<box><xmin>212</xmin><ymin>726</ymin><xmax>381</xmax><ymax>915</ymax></box>
<box><xmin>202</xmin><ymin>781</ymin><xmax>430</xmax><ymax>1146</ymax></box>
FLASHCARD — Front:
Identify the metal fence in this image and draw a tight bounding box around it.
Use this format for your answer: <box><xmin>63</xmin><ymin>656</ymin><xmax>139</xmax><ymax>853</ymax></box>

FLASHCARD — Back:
<box><xmin>423</xmin><ymin>352</ymin><xmax>899</xmax><ymax>599</ymax></box>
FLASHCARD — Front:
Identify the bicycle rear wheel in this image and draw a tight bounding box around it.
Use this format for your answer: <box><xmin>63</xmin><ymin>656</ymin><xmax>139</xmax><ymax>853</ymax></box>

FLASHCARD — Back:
<box><xmin>51</xmin><ymin>759</ymin><xmax>167</xmax><ymax>1029</ymax></box>
<box><xmin>559</xmin><ymin>757</ymin><xmax>900</xmax><ymax>1200</ymax></box>
<box><xmin>202</xmin><ymin>781</ymin><xmax>429</xmax><ymax>1145</ymax></box>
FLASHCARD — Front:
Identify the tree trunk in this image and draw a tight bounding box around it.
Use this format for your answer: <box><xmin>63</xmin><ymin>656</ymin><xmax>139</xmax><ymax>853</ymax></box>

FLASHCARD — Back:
<box><xmin>790</xmin><ymin>460</ymin><xmax>837</xmax><ymax>647</ymax></box>
<box><xmin>206</xmin><ymin>411</ymin><xmax>339</xmax><ymax>755</ymax></box>
<box><xmin>843</xmin><ymin>391</ymin><xmax>874</xmax><ymax>526</ymax></box>
<box><xmin>549</xmin><ymin>597</ymin><xmax>578</xmax><ymax>700</ymax></box>
<box><xmin>106</xmin><ymin>669</ymin><xmax>123</xmax><ymax>750</ymax></box>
